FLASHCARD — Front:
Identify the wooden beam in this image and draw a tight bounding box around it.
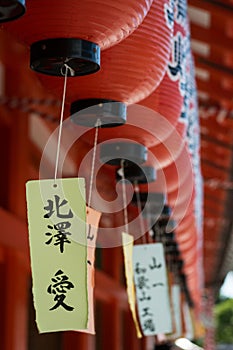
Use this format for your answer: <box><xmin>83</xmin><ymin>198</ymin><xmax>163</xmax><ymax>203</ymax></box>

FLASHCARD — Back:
<box><xmin>201</xmin><ymin>142</ymin><xmax>232</xmax><ymax>157</ymax></box>
<box><xmin>0</xmin><ymin>208</ymin><xmax>29</xmax><ymax>262</ymax></box>
<box><xmin>201</xmin><ymin>158</ymin><xmax>230</xmax><ymax>172</ymax></box>
<box><xmin>197</xmin><ymin>78</ymin><xmax>233</xmax><ymax>100</ymax></box>
<box><xmin>204</xmin><ymin>188</ymin><xmax>226</xmax><ymax>200</ymax></box>
<box><xmin>201</xmin><ymin>131</ymin><xmax>233</xmax><ymax>147</ymax></box>
<box><xmin>192</xmin><ymin>38</ymin><xmax>233</xmax><ymax>71</ymax></box>
<box><xmin>191</xmin><ymin>23</ymin><xmax>233</xmax><ymax>51</ymax></box>
<box><xmin>0</xmin><ymin>121</ymin><xmax>11</xmax><ymax>209</ymax></box>
<box><xmin>189</xmin><ymin>0</ymin><xmax>233</xmax><ymax>34</ymax></box>
<box><xmin>8</xmin><ymin>109</ymin><xmax>29</xmax><ymax>220</ymax></box>
<box><xmin>101</xmin><ymin>247</ymin><xmax>123</xmax><ymax>350</ymax></box>
<box><xmin>201</xmin><ymin>152</ymin><xmax>231</xmax><ymax>169</ymax></box>
<box><xmin>95</xmin><ymin>270</ymin><xmax>127</xmax><ymax>307</ymax></box>
<box><xmin>194</xmin><ymin>54</ymin><xmax>233</xmax><ymax>87</ymax></box>
<box><xmin>123</xmin><ymin>311</ymin><xmax>141</xmax><ymax>350</ymax></box>
<box><xmin>101</xmin><ymin>300</ymin><xmax>122</xmax><ymax>350</ymax></box>
<box><xmin>4</xmin><ymin>249</ymin><xmax>29</xmax><ymax>350</ymax></box>
<box><xmin>29</xmin><ymin>114</ymin><xmax>77</xmax><ymax>178</ymax></box>
<box><xmin>197</xmin><ymin>78</ymin><xmax>233</xmax><ymax>108</ymax></box>
<box><xmin>202</xmin><ymin>163</ymin><xmax>229</xmax><ymax>180</ymax></box>
<box><xmin>63</xmin><ymin>332</ymin><xmax>95</xmax><ymax>350</ymax></box>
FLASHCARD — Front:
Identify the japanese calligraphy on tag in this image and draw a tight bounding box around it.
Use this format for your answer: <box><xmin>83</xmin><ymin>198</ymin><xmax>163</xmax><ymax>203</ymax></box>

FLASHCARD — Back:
<box><xmin>77</xmin><ymin>207</ymin><xmax>101</xmax><ymax>334</ymax></box>
<box><xmin>122</xmin><ymin>233</ymin><xmax>142</xmax><ymax>338</ymax></box>
<box><xmin>172</xmin><ymin>284</ymin><xmax>182</xmax><ymax>338</ymax></box>
<box><xmin>133</xmin><ymin>243</ymin><xmax>172</xmax><ymax>336</ymax></box>
<box><xmin>26</xmin><ymin>178</ymin><xmax>88</xmax><ymax>333</ymax></box>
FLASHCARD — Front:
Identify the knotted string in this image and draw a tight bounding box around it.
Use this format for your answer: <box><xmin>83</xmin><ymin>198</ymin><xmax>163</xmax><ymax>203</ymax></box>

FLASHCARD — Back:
<box><xmin>134</xmin><ymin>182</ymin><xmax>147</xmax><ymax>244</ymax></box>
<box><xmin>54</xmin><ymin>64</ymin><xmax>74</xmax><ymax>185</ymax></box>
<box><xmin>121</xmin><ymin>160</ymin><xmax>129</xmax><ymax>234</ymax></box>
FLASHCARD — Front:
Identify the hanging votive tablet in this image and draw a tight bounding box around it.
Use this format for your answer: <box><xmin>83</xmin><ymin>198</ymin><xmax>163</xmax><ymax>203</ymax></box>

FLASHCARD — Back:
<box><xmin>26</xmin><ymin>178</ymin><xmax>88</xmax><ymax>333</ymax></box>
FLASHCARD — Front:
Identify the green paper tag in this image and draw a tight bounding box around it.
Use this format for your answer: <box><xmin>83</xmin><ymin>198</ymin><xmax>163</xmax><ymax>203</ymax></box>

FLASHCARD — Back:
<box><xmin>26</xmin><ymin>178</ymin><xmax>88</xmax><ymax>333</ymax></box>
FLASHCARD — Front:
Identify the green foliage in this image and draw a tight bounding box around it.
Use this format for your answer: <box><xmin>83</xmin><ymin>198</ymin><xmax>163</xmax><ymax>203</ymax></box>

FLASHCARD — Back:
<box><xmin>215</xmin><ymin>294</ymin><xmax>230</xmax><ymax>305</ymax></box>
<box><xmin>215</xmin><ymin>298</ymin><xmax>233</xmax><ymax>344</ymax></box>
<box><xmin>193</xmin><ymin>338</ymin><xmax>204</xmax><ymax>347</ymax></box>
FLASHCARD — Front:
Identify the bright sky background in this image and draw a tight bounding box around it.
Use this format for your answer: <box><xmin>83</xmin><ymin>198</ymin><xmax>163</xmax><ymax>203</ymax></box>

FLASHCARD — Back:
<box><xmin>220</xmin><ymin>271</ymin><xmax>233</xmax><ymax>298</ymax></box>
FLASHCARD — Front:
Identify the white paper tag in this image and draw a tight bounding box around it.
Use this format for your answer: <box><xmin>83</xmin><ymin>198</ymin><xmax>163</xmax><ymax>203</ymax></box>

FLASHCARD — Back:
<box><xmin>172</xmin><ymin>284</ymin><xmax>182</xmax><ymax>338</ymax></box>
<box><xmin>133</xmin><ymin>243</ymin><xmax>172</xmax><ymax>336</ymax></box>
<box><xmin>183</xmin><ymin>302</ymin><xmax>194</xmax><ymax>340</ymax></box>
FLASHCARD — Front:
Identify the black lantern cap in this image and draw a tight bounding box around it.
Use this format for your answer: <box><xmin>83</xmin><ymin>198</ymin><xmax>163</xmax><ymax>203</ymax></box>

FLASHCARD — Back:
<box><xmin>180</xmin><ymin>273</ymin><xmax>194</xmax><ymax>307</ymax></box>
<box><xmin>165</xmin><ymin>241</ymin><xmax>180</xmax><ymax>255</ymax></box>
<box><xmin>70</xmin><ymin>99</ymin><xmax>126</xmax><ymax>127</ymax></box>
<box><xmin>161</xmin><ymin>204</ymin><xmax>172</xmax><ymax>217</ymax></box>
<box><xmin>133</xmin><ymin>192</ymin><xmax>166</xmax><ymax>220</ymax></box>
<box><xmin>176</xmin><ymin>258</ymin><xmax>184</xmax><ymax>271</ymax></box>
<box><xmin>132</xmin><ymin>192</ymin><xmax>165</xmax><ymax>207</ymax></box>
<box><xmin>0</xmin><ymin>0</ymin><xmax>25</xmax><ymax>22</ymax></box>
<box><xmin>30</xmin><ymin>38</ymin><xmax>100</xmax><ymax>76</ymax></box>
<box><xmin>100</xmin><ymin>142</ymin><xmax>147</xmax><ymax>166</ymax></box>
<box><xmin>165</xmin><ymin>231</ymin><xmax>175</xmax><ymax>241</ymax></box>
<box><xmin>154</xmin><ymin>343</ymin><xmax>173</xmax><ymax>350</ymax></box>
<box><xmin>116</xmin><ymin>164</ymin><xmax>156</xmax><ymax>184</ymax></box>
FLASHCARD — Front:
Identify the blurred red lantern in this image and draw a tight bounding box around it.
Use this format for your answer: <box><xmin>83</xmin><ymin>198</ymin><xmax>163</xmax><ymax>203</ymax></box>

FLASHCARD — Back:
<box><xmin>146</xmin><ymin>120</ymin><xmax>186</xmax><ymax>170</ymax></box>
<box><xmin>19</xmin><ymin>0</ymin><xmax>177</xmax><ymax>155</ymax></box>
<box><xmin>161</xmin><ymin>145</ymin><xmax>193</xmax><ymax>193</ymax></box>
<box><xmin>4</xmin><ymin>0</ymin><xmax>153</xmax><ymax>75</ymax></box>
<box><xmin>177</xmin><ymin>214</ymin><xmax>196</xmax><ymax>232</ymax></box>
<box><xmin>137</xmin><ymin>1</ymin><xmax>189</xmax><ymax>145</ymax></box>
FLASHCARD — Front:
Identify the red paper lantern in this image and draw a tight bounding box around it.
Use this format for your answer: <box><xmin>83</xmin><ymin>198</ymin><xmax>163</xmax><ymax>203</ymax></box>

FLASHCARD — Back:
<box><xmin>177</xmin><ymin>214</ymin><xmax>196</xmax><ymax>232</ymax></box>
<box><xmin>161</xmin><ymin>144</ymin><xmax>193</xmax><ymax>193</ymax></box>
<box><xmin>178</xmin><ymin>234</ymin><xmax>198</xmax><ymax>254</ymax></box>
<box><xmin>137</xmin><ymin>1</ymin><xmax>189</xmax><ymax>145</ymax></box>
<box><xmin>176</xmin><ymin>221</ymin><xmax>198</xmax><ymax>244</ymax></box>
<box><xmin>169</xmin><ymin>189</ymin><xmax>195</xmax><ymax>226</ymax></box>
<box><xmin>3</xmin><ymin>0</ymin><xmax>153</xmax><ymax>76</ymax></box>
<box><xmin>37</xmin><ymin>0</ymin><xmax>173</xmax><ymax>113</ymax></box>
<box><xmin>4</xmin><ymin>0</ymin><xmax>153</xmax><ymax>50</ymax></box>
<box><xmin>172</xmin><ymin>199</ymin><xmax>195</xmax><ymax>223</ymax></box>
<box><xmin>167</xmin><ymin>173</ymin><xmax>194</xmax><ymax>206</ymax></box>
<box><xmin>37</xmin><ymin>0</ymin><xmax>175</xmax><ymax>147</ymax></box>
<box><xmin>146</xmin><ymin>121</ymin><xmax>186</xmax><ymax>170</ymax></box>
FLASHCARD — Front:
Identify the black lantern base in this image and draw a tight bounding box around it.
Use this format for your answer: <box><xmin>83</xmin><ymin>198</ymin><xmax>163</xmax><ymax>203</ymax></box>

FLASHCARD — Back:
<box><xmin>0</xmin><ymin>0</ymin><xmax>25</xmax><ymax>22</ymax></box>
<box><xmin>100</xmin><ymin>142</ymin><xmax>147</xmax><ymax>166</ymax></box>
<box><xmin>116</xmin><ymin>164</ymin><xmax>156</xmax><ymax>184</ymax></box>
<box><xmin>70</xmin><ymin>99</ymin><xmax>126</xmax><ymax>127</ymax></box>
<box><xmin>30</xmin><ymin>38</ymin><xmax>100</xmax><ymax>76</ymax></box>
<box><xmin>132</xmin><ymin>192</ymin><xmax>166</xmax><ymax>207</ymax></box>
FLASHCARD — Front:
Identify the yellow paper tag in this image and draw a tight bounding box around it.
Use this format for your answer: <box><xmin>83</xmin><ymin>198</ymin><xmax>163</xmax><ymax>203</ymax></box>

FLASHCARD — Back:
<box><xmin>122</xmin><ymin>232</ymin><xmax>142</xmax><ymax>338</ymax></box>
<box><xmin>77</xmin><ymin>206</ymin><xmax>101</xmax><ymax>334</ymax></box>
<box><xmin>26</xmin><ymin>178</ymin><xmax>88</xmax><ymax>333</ymax></box>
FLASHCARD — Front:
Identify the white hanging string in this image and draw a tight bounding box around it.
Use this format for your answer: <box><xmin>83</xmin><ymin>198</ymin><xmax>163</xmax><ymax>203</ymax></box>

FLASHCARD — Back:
<box><xmin>134</xmin><ymin>182</ymin><xmax>147</xmax><ymax>244</ymax></box>
<box><xmin>147</xmin><ymin>201</ymin><xmax>155</xmax><ymax>241</ymax></box>
<box><xmin>54</xmin><ymin>64</ymin><xmax>70</xmax><ymax>185</ymax></box>
<box><xmin>87</xmin><ymin>119</ymin><xmax>101</xmax><ymax>208</ymax></box>
<box><xmin>120</xmin><ymin>160</ymin><xmax>129</xmax><ymax>234</ymax></box>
